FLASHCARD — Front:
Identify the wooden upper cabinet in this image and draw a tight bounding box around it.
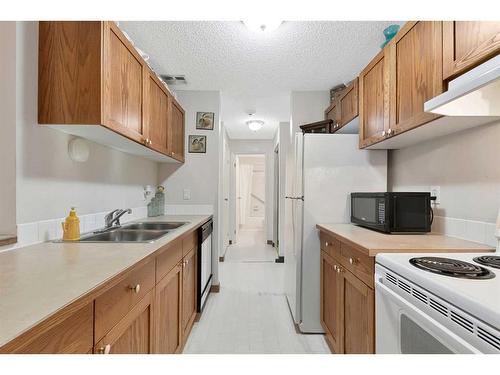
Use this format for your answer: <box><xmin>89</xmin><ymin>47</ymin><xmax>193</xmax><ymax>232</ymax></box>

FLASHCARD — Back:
<box><xmin>144</xmin><ymin>71</ymin><xmax>170</xmax><ymax>154</ymax></box>
<box><xmin>342</xmin><ymin>270</ymin><xmax>374</xmax><ymax>354</ymax></box>
<box><xmin>95</xmin><ymin>291</ymin><xmax>154</xmax><ymax>354</ymax></box>
<box><xmin>169</xmin><ymin>98</ymin><xmax>185</xmax><ymax>162</ymax></box>
<box><xmin>338</xmin><ymin>78</ymin><xmax>358</xmax><ymax>126</ymax></box>
<box><xmin>387</xmin><ymin>21</ymin><xmax>443</xmax><ymax>135</ymax></box>
<box><xmin>103</xmin><ymin>22</ymin><xmax>145</xmax><ymax>143</ymax></box>
<box><xmin>443</xmin><ymin>21</ymin><xmax>500</xmax><ymax>80</ymax></box>
<box><xmin>38</xmin><ymin>22</ymin><xmax>102</xmax><ymax>124</ymax></box>
<box><xmin>155</xmin><ymin>262</ymin><xmax>183</xmax><ymax>354</ymax></box>
<box><xmin>38</xmin><ymin>21</ymin><xmax>185</xmax><ymax>163</ymax></box>
<box><xmin>359</xmin><ymin>50</ymin><xmax>388</xmax><ymax>147</ymax></box>
<box><xmin>320</xmin><ymin>251</ymin><xmax>344</xmax><ymax>354</ymax></box>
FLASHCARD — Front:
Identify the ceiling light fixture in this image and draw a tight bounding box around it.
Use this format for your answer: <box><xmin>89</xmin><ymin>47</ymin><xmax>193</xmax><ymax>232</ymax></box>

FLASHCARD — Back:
<box><xmin>243</xmin><ymin>20</ymin><xmax>283</xmax><ymax>33</ymax></box>
<box><xmin>246</xmin><ymin>120</ymin><xmax>264</xmax><ymax>131</ymax></box>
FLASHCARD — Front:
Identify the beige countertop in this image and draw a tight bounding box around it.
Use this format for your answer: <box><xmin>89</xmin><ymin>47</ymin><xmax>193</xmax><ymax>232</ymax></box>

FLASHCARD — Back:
<box><xmin>317</xmin><ymin>223</ymin><xmax>494</xmax><ymax>257</ymax></box>
<box><xmin>0</xmin><ymin>214</ymin><xmax>211</xmax><ymax>348</ymax></box>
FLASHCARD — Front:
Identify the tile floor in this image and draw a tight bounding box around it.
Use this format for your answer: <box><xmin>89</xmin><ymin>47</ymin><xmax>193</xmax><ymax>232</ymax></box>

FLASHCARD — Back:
<box><xmin>183</xmin><ymin>229</ymin><xmax>330</xmax><ymax>354</ymax></box>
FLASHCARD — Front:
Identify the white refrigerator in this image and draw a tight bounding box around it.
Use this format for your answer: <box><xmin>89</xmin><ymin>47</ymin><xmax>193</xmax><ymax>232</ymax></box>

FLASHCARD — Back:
<box><xmin>284</xmin><ymin>133</ymin><xmax>387</xmax><ymax>333</ymax></box>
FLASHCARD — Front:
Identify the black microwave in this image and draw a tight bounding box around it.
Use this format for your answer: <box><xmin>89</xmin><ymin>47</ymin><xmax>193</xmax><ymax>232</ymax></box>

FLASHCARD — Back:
<box><xmin>351</xmin><ymin>192</ymin><xmax>433</xmax><ymax>233</ymax></box>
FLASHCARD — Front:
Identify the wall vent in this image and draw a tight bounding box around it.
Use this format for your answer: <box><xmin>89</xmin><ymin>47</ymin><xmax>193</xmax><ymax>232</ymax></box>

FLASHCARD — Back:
<box><xmin>160</xmin><ymin>74</ymin><xmax>188</xmax><ymax>85</ymax></box>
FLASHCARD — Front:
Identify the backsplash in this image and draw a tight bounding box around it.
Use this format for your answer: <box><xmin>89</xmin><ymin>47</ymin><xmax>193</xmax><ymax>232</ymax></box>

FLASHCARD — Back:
<box><xmin>0</xmin><ymin>206</ymin><xmax>148</xmax><ymax>252</ymax></box>
<box><xmin>432</xmin><ymin>215</ymin><xmax>497</xmax><ymax>248</ymax></box>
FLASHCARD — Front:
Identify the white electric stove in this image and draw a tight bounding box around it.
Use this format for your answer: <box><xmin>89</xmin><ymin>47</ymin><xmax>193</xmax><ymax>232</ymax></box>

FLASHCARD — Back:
<box><xmin>375</xmin><ymin>252</ymin><xmax>500</xmax><ymax>354</ymax></box>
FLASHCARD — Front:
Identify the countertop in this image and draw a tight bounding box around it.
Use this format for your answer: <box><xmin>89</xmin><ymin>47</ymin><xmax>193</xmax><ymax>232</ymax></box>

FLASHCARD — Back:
<box><xmin>316</xmin><ymin>223</ymin><xmax>494</xmax><ymax>257</ymax></box>
<box><xmin>0</xmin><ymin>214</ymin><xmax>211</xmax><ymax>348</ymax></box>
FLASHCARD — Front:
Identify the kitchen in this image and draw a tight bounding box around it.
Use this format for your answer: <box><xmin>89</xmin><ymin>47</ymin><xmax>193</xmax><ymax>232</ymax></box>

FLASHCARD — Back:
<box><xmin>1</xmin><ymin>1</ymin><xmax>500</xmax><ymax>373</ymax></box>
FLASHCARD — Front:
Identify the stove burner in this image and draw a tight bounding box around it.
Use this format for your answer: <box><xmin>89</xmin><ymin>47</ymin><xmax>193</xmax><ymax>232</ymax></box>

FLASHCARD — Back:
<box><xmin>473</xmin><ymin>256</ymin><xmax>500</xmax><ymax>269</ymax></box>
<box><xmin>409</xmin><ymin>257</ymin><xmax>495</xmax><ymax>279</ymax></box>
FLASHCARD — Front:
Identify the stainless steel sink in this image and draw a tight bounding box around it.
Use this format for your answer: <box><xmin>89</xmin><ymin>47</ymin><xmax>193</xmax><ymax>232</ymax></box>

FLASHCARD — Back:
<box><xmin>122</xmin><ymin>222</ymin><xmax>187</xmax><ymax>231</ymax></box>
<box><xmin>80</xmin><ymin>229</ymin><xmax>170</xmax><ymax>243</ymax></box>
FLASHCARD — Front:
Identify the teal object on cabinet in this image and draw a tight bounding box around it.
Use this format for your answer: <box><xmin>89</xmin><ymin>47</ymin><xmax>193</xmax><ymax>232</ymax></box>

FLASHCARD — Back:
<box><xmin>380</xmin><ymin>24</ymin><xmax>400</xmax><ymax>48</ymax></box>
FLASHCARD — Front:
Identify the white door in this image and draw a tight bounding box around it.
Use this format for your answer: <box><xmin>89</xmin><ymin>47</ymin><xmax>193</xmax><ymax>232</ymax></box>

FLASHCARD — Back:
<box><xmin>234</xmin><ymin>156</ymin><xmax>240</xmax><ymax>241</ymax></box>
<box><xmin>222</xmin><ymin>138</ymin><xmax>230</xmax><ymax>251</ymax></box>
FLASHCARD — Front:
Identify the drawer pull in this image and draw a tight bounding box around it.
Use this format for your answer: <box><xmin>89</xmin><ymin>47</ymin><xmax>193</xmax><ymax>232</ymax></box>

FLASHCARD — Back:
<box><xmin>129</xmin><ymin>284</ymin><xmax>141</xmax><ymax>294</ymax></box>
<box><xmin>325</xmin><ymin>242</ymin><xmax>329</xmax><ymax>247</ymax></box>
<box><xmin>349</xmin><ymin>257</ymin><xmax>359</xmax><ymax>265</ymax></box>
<box><xmin>98</xmin><ymin>344</ymin><xmax>111</xmax><ymax>354</ymax></box>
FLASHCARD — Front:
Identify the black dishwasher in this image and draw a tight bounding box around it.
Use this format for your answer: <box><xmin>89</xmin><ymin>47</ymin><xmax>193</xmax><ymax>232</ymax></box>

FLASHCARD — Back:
<box><xmin>197</xmin><ymin>219</ymin><xmax>213</xmax><ymax>312</ymax></box>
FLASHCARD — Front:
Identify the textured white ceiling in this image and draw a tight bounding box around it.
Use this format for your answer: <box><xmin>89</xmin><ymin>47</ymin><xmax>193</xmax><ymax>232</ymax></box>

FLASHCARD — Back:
<box><xmin>120</xmin><ymin>21</ymin><xmax>402</xmax><ymax>139</ymax></box>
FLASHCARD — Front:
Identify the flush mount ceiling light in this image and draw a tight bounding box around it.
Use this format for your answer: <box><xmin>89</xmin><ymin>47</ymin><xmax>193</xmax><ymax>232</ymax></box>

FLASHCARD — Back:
<box><xmin>243</xmin><ymin>20</ymin><xmax>283</xmax><ymax>33</ymax></box>
<box><xmin>246</xmin><ymin>120</ymin><xmax>264</xmax><ymax>131</ymax></box>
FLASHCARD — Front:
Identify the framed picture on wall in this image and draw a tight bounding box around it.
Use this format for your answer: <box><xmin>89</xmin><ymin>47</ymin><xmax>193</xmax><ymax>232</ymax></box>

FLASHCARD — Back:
<box><xmin>188</xmin><ymin>135</ymin><xmax>207</xmax><ymax>153</ymax></box>
<box><xmin>196</xmin><ymin>112</ymin><xmax>215</xmax><ymax>130</ymax></box>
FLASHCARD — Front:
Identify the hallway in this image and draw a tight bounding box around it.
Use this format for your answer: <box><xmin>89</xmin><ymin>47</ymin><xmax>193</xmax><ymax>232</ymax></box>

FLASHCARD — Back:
<box><xmin>183</xmin><ymin>229</ymin><xmax>330</xmax><ymax>354</ymax></box>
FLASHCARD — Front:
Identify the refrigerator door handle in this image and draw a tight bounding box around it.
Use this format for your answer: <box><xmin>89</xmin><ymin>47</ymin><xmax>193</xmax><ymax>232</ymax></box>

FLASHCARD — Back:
<box><xmin>285</xmin><ymin>196</ymin><xmax>304</xmax><ymax>200</ymax></box>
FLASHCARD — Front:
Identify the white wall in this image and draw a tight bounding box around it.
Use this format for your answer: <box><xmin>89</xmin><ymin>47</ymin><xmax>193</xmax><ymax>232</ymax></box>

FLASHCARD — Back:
<box><xmin>15</xmin><ymin>22</ymin><xmax>158</xmax><ymax>225</ymax></box>
<box><xmin>228</xmin><ymin>139</ymin><xmax>276</xmax><ymax>243</ymax></box>
<box><xmin>158</xmin><ymin>90</ymin><xmax>221</xmax><ymax>283</ymax></box>
<box><xmin>389</xmin><ymin>121</ymin><xmax>500</xmax><ymax>244</ymax></box>
<box><xmin>0</xmin><ymin>22</ymin><xmax>17</xmax><ymax>236</ymax></box>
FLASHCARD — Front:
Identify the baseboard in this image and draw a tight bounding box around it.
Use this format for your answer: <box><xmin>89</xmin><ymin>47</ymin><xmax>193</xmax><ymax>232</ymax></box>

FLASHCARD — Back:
<box><xmin>219</xmin><ymin>255</ymin><xmax>225</xmax><ymax>262</ymax></box>
<box><xmin>210</xmin><ymin>283</ymin><xmax>220</xmax><ymax>293</ymax></box>
<box><xmin>275</xmin><ymin>256</ymin><xmax>284</xmax><ymax>263</ymax></box>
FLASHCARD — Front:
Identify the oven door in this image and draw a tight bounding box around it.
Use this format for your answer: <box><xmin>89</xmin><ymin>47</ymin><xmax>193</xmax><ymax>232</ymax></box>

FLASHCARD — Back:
<box><xmin>375</xmin><ymin>279</ymin><xmax>480</xmax><ymax>354</ymax></box>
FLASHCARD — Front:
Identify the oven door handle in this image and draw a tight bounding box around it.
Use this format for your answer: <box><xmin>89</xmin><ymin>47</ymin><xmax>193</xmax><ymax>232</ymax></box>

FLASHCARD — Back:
<box><xmin>375</xmin><ymin>278</ymin><xmax>481</xmax><ymax>354</ymax></box>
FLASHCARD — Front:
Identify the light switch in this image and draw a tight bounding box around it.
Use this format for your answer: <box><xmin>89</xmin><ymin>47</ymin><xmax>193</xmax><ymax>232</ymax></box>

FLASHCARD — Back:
<box><xmin>183</xmin><ymin>189</ymin><xmax>191</xmax><ymax>200</ymax></box>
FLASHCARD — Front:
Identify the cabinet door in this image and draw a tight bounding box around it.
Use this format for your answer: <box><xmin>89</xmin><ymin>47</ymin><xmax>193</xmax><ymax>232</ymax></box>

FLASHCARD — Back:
<box><xmin>320</xmin><ymin>251</ymin><xmax>344</xmax><ymax>354</ymax></box>
<box><xmin>182</xmin><ymin>248</ymin><xmax>197</xmax><ymax>338</ymax></box>
<box><xmin>359</xmin><ymin>50</ymin><xmax>389</xmax><ymax>148</ymax></box>
<box><xmin>103</xmin><ymin>22</ymin><xmax>145</xmax><ymax>143</ymax></box>
<box><xmin>8</xmin><ymin>303</ymin><xmax>93</xmax><ymax>354</ymax></box>
<box><xmin>169</xmin><ymin>98</ymin><xmax>185</xmax><ymax>162</ymax></box>
<box><xmin>443</xmin><ymin>21</ymin><xmax>500</xmax><ymax>80</ymax></box>
<box><xmin>325</xmin><ymin>102</ymin><xmax>341</xmax><ymax>132</ymax></box>
<box><xmin>387</xmin><ymin>21</ymin><xmax>443</xmax><ymax>135</ymax></box>
<box><xmin>339</xmin><ymin>78</ymin><xmax>358</xmax><ymax>127</ymax></box>
<box><xmin>342</xmin><ymin>269</ymin><xmax>374</xmax><ymax>354</ymax></box>
<box><xmin>155</xmin><ymin>262</ymin><xmax>183</xmax><ymax>354</ymax></box>
<box><xmin>144</xmin><ymin>71</ymin><xmax>169</xmax><ymax>154</ymax></box>
<box><xmin>94</xmin><ymin>290</ymin><xmax>154</xmax><ymax>354</ymax></box>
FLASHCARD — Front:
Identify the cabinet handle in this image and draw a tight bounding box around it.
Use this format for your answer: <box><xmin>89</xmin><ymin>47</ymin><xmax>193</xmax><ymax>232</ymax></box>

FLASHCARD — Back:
<box><xmin>382</xmin><ymin>130</ymin><xmax>386</xmax><ymax>136</ymax></box>
<box><xmin>333</xmin><ymin>265</ymin><xmax>338</xmax><ymax>271</ymax></box>
<box><xmin>148</xmin><ymin>139</ymin><xmax>153</xmax><ymax>146</ymax></box>
<box><xmin>325</xmin><ymin>241</ymin><xmax>329</xmax><ymax>247</ymax></box>
<box><xmin>387</xmin><ymin>128</ymin><xmax>393</xmax><ymax>136</ymax></box>
<box><xmin>349</xmin><ymin>257</ymin><xmax>359</xmax><ymax>265</ymax></box>
<box><xmin>129</xmin><ymin>284</ymin><xmax>141</xmax><ymax>294</ymax></box>
<box><xmin>98</xmin><ymin>344</ymin><xmax>111</xmax><ymax>354</ymax></box>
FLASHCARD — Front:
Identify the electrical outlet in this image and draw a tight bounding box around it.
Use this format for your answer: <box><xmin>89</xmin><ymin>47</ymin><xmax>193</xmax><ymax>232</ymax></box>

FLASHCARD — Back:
<box><xmin>183</xmin><ymin>188</ymin><xmax>191</xmax><ymax>200</ymax></box>
<box><xmin>430</xmin><ymin>186</ymin><xmax>441</xmax><ymax>205</ymax></box>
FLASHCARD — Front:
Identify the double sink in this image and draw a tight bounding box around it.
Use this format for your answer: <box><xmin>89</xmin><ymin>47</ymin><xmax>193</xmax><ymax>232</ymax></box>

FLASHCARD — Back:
<box><xmin>78</xmin><ymin>222</ymin><xmax>188</xmax><ymax>243</ymax></box>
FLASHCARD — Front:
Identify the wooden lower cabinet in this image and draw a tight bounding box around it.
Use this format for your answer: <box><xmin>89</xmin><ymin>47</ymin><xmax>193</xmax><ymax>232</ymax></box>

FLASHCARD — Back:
<box><xmin>8</xmin><ymin>303</ymin><xmax>93</xmax><ymax>354</ymax></box>
<box><xmin>320</xmin><ymin>252</ymin><xmax>344</xmax><ymax>353</ymax></box>
<box><xmin>320</xmin><ymin>232</ymin><xmax>375</xmax><ymax>354</ymax></box>
<box><xmin>342</xmin><ymin>269</ymin><xmax>374</xmax><ymax>354</ymax></box>
<box><xmin>182</xmin><ymin>248</ymin><xmax>197</xmax><ymax>338</ymax></box>
<box><xmin>95</xmin><ymin>290</ymin><xmax>154</xmax><ymax>354</ymax></box>
<box><xmin>155</xmin><ymin>262</ymin><xmax>183</xmax><ymax>354</ymax></box>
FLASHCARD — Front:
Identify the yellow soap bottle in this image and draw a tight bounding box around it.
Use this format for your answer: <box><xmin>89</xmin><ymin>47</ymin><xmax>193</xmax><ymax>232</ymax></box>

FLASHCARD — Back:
<box><xmin>62</xmin><ymin>207</ymin><xmax>80</xmax><ymax>241</ymax></box>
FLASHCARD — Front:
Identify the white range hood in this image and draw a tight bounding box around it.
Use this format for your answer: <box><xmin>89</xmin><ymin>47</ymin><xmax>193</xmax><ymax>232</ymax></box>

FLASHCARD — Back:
<box><xmin>425</xmin><ymin>54</ymin><xmax>500</xmax><ymax>116</ymax></box>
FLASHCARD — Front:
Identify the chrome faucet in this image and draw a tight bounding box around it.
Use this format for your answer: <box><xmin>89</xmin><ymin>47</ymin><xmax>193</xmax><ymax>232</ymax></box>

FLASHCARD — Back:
<box><xmin>104</xmin><ymin>208</ymin><xmax>132</xmax><ymax>229</ymax></box>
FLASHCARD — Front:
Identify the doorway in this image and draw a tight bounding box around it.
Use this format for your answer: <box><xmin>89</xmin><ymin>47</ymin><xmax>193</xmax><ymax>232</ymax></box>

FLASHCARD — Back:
<box><xmin>235</xmin><ymin>154</ymin><xmax>266</xmax><ymax>234</ymax></box>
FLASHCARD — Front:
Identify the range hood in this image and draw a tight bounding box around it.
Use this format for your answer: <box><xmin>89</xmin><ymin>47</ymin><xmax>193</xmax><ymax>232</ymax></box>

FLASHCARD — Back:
<box><xmin>425</xmin><ymin>54</ymin><xmax>500</xmax><ymax>116</ymax></box>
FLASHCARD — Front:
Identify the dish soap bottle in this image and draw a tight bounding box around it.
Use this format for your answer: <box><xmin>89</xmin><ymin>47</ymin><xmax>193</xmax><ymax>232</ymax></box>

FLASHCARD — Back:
<box><xmin>62</xmin><ymin>207</ymin><xmax>80</xmax><ymax>241</ymax></box>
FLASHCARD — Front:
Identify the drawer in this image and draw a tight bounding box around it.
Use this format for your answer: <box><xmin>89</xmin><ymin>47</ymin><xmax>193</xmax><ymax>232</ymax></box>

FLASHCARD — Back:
<box><xmin>156</xmin><ymin>238</ymin><xmax>183</xmax><ymax>282</ymax></box>
<box><xmin>95</xmin><ymin>260</ymin><xmax>155</xmax><ymax>341</ymax></box>
<box><xmin>182</xmin><ymin>230</ymin><xmax>198</xmax><ymax>256</ymax></box>
<box><xmin>319</xmin><ymin>231</ymin><xmax>341</xmax><ymax>259</ymax></box>
<box><xmin>338</xmin><ymin>242</ymin><xmax>374</xmax><ymax>288</ymax></box>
